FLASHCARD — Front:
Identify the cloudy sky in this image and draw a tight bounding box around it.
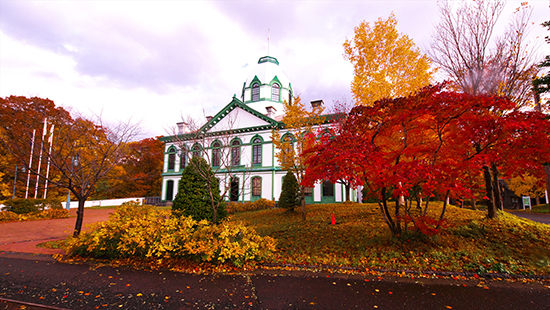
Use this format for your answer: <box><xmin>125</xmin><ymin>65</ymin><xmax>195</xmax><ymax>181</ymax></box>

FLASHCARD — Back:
<box><xmin>1</xmin><ymin>0</ymin><xmax>548</xmax><ymax>139</ymax></box>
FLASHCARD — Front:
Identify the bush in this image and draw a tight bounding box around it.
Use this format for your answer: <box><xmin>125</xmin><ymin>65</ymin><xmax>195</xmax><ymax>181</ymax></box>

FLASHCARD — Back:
<box><xmin>226</xmin><ymin>198</ymin><xmax>276</xmax><ymax>213</ymax></box>
<box><xmin>0</xmin><ymin>208</ymin><xmax>69</xmax><ymax>223</ymax></box>
<box><xmin>65</xmin><ymin>201</ymin><xmax>276</xmax><ymax>267</ymax></box>
<box><xmin>172</xmin><ymin>157</ymin><xmax>227</xmax><ymax>223</ymax></box>
<box><xmin>3</xmin><ymin>198</ymin><xmax>63</xmax><ymax>214</ymax></box>
<box><xmin>278</xmin><ymin>171</ymin><xmax>300</xmax><ymax>211</ymax></box>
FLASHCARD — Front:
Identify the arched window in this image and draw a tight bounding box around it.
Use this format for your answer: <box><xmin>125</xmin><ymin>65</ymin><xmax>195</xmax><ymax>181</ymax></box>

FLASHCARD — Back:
<box><xmin>281</xmin><ymin>134</ymin><xmax>294</xmax><ymax>167</ymax></box>
<box><xmin>192</xmin><ymin>143</ymin><xmax>201</xmax><ymax>158</ymax></box>
<box><xmin>231</xmin><ymin>140</ymin><xmax>241</xmax><ymax>166</ymax></box>
<box><xmin>252</xmin><ymin>177</ymin><xmax>262</xmax><ymax>197</ymax></box>
<box><xmin>252</xmin><ymin>137</ymin><xmax>262</xmax><ymax>165</ymax></box>
<box><xmin>252</xmin><ymin>83</ymin><xmax>260</xmax><ymax>101</ymax></box>
<box><xmin>212</xmin><ymin>141</ymin><xmax>221</xmax><ymax>167</ymax></box>
<box><xmin>272</xmin><ymin>83</ymin><xmax>280</xmax><ymax>101</ymax></box>
<box><xmin>167</xmin><ymin>147</ymin><xmax>177</xmax><ymax>171</ymax></box>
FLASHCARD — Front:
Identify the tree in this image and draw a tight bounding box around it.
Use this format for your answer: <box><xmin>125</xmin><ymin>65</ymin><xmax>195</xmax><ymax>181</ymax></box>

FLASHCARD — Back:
<box><xmin>430</xmin><ymin>0</ymin><xmax>539</xmax><ymax>107</ymax></box>
<box><xmin>272</xmin><ymin>96</ymin><xmax>325</xmax><ymax>220</ymax></box>
<box><xmin>344</xmin><ymin>13</ymin><xmax>434</xmax><ymax>106</ymax></box>
<box><xmin>92</xmin><ymin>137</ymin><xmax>164</xmax><ymax>199</ymax></box>
<box><xmin>508</xmin><ymin>174</ymin><xmax>546</xmax><ymax>206</ymax></box>
<box><xmin>278</xmin><ymin>171</ymin><xmax>300</xmax><ymax>212</ymax></box>
<box><xmin>0</xmin><ymin>96</ymin><xmax>140</xmax><ymax>236</ymax></box>
<box><xmin>172</xmin><ymin>157</ymin><xmax>227</xmax><ymax>222</ymax></box>
<box><xmin>304</xmin><ymin>84</ymin><xmax>550</xmax><ymax>235</ymax></box>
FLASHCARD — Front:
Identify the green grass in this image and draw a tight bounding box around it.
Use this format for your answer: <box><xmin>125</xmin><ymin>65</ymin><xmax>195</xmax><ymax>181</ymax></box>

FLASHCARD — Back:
<box><xmin>512</xmin><ymin>204</ymin><xmax>550</xmax><ymax>214</ymax></box>
<box><xmin>231</xmin><ymin>202</ymin><xmax>550</xmax><ymax>275</ymax></box>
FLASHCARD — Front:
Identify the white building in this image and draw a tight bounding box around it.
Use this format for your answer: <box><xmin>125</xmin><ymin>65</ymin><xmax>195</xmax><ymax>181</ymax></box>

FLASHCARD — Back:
<box><xmin>160</xmin><ymin>56</ymin><xmax>355</xmax><ymax>204</ymax></box>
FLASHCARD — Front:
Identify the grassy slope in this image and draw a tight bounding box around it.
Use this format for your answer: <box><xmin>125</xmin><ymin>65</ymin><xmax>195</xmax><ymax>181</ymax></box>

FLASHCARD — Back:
<box><xmin>232</xmin><ymin>202</ymin><xmax>550</xmax><ymax>275</ymax></box>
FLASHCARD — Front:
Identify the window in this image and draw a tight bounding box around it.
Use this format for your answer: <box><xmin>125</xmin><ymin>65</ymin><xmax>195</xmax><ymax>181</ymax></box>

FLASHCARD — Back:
<box><xmin>252</xmin><ymin>83</ymin><xmax>260</xmax><ymax>101</ymax></box>
<box><xmin>252</xmin><ymin>137</ymin><xmax>262</xmax><ymax>165</ymax></box>
<box><xmin>167</xmin><ymin>147</ymin><xmax>176</xmax><ymax>170</ymax></box>
<box><xmin>252</xmin><ymin>177</ymin><xmax>262</xmax><ymax>197</ymax></box>
<box><xmin>192</xmin><ymin>144</ymin><xmax>201</xmax><ymax>158</ymax></box>
<box><xmin>281</xmin><ymin>134</ymin><xmax>294</xmax><ymax>167</ymax></box>
<box><xmin>322</xmin><ymin>181</ymin><xmax>334</xmax><ymax>197</ymax></box>
<box><xmin>304</xmin><ymin>186</ymin><xmax>313</xmax><ymax>196</ymax></box>
<box><xmin>212</xmin><ymin>141</ymin><xmax>221</xmax><ymax>167</ymax></box>
<box><xmin>272</xmin><ymin>83</ymin><xmax>280</xmax><ymax>101</ymax></box>
<box><xmin>231</xmin><ymin>140</ymin><xmax>241</xmax><ymax>166</ymax></box>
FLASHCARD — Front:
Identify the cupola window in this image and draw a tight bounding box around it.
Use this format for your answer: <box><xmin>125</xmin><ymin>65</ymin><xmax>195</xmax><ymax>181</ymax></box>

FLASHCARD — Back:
<box><xmin>272</xmin><ymin>83</ymin><xmax>280</xmax><ymax>102</ymax></box>
<box><xmin>252</xmin><ymin>83</ymin><xmax>260</xmax><ymax>101</ymax></box>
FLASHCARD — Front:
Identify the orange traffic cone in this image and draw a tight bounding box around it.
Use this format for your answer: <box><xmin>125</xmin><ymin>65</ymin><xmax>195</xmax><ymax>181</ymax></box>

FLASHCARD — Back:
<box><xmin>331</xmin><ymin>213</ymin><xmax>336</xmax><ymax>225</ymax></box>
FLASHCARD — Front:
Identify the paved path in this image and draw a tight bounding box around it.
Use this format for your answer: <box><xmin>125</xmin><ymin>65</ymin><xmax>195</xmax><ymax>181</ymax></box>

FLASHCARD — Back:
<box><xmin>0</xmin><ymin>208</ymin><xmax>113</xmax><ymax>255</ymax></box>
<box><xmin>509</xmin><ymin>211</ymin><xmax>550</xmax><ymax>225</ymax></box>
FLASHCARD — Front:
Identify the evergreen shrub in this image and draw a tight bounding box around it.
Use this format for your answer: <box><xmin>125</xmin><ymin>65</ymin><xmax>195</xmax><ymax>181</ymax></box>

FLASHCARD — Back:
<box><xmin>172</xmin><ymin>157</ymin><xmax>227</xmax><ymax>223</ymax></box>
<box><xmin>278</xmin><ymin>171</ymin><xmax>301</xmax><ymax>211</ymax></box>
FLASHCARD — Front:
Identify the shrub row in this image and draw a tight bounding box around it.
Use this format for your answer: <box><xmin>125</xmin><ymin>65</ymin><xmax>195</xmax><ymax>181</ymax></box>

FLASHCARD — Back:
<box><xmin>2</xmin><ymin>198</ymin><xmax>64</xmax><ymax>214</ymax></box>
<box><xmin>225</xmin><ymin>198</ymin><xmax>276</xmax><ymax>214</ymax></box>
<box><xmin>66</xmin><ymin>201</ymin><xmax>276</xmax><ymax>267</ymax></box>
<box><xmin>0</xmin><ymin>208</ymin><xmax>70</xmax><ymax>223</ymax></box>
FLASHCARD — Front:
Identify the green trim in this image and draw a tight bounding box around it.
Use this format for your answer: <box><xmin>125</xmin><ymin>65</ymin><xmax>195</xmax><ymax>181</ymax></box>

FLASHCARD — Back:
<box><xmin>258</xmin><ymin>56</ymin><xmax>279</xmax><ymax>65</ymax></box>
<box><xmin>251</xmin><ymin>176</ymin><xmax>262</xmax><ymax>200</ymax></box>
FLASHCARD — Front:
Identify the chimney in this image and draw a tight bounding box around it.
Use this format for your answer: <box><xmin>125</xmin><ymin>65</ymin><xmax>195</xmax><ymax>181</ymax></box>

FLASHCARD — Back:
<box><xmin>266</xmin><ymin>106</ymin><xmax>276</xmax><ymax>118</ymax></box>
<box><xmin>176</xmin><ymin>122</ymin><xmax>187</xmax><ymax>135</ymax></box>
<box><xmin>206</xmin><ymin>116</ymin><xmax>213</xmax><ymax>122</ymax></box>
<box><xmin>311</xmin><ymin>100</ymin><xmax>324</xmax><ymax>109</ymax></box>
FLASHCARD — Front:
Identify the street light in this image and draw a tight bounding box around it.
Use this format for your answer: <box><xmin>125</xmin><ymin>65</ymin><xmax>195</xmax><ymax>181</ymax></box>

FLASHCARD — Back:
<box><xmin>12</xmin><ymin>165</ymin><xmax>26</xmax><ymax>199</ymax></box>
<box><xmin>65</xmin><ymin>156</ymin><xmax>79</xmax><ymax>210</ymax></box>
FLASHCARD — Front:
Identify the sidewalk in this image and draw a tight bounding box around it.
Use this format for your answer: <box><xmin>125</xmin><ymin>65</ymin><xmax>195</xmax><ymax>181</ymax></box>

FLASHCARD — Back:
<box><xmin>0</xmin><ymin>208</ymin><xmax>113</xmax><ymax>255</ymax></box>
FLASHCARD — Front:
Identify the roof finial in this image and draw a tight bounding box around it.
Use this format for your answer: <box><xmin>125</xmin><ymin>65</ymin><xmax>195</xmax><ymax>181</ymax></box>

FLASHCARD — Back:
<box><xmin>267</xmin><ymin>28</ymin><xmax>270</xmax><ymax>55</ymax></box>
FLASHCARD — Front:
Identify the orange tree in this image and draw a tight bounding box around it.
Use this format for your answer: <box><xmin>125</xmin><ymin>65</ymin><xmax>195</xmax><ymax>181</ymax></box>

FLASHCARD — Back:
<box><xmin>1</xmin><ymin>96</ymin><xmax>140</xmax><ymax>236</ymax></box>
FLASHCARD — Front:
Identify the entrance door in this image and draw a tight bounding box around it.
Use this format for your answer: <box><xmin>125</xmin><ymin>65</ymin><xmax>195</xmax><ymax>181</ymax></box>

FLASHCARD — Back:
<box><xmin>166</xmin><ymin>180</ymin><xmax>174</xmax><ymax>201</ymax></box>
<box><xmin>230</xmin><ymin>177</ymin><xmax>239</xmax><ymax>201</ymax></box>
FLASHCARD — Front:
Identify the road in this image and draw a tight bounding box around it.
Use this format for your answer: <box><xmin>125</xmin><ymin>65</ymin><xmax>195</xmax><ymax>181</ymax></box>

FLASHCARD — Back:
<box><xmin>0</xmin><ymin>254</ymin><xmax>549</xmax><ymax>310</ymax></box>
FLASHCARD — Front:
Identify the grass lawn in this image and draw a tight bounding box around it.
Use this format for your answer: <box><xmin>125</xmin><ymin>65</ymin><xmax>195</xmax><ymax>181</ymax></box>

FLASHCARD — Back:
<box><xmin>231</xmin><ymin>202</ymin><xmax>550</xmax><ymax>275</ymax></box>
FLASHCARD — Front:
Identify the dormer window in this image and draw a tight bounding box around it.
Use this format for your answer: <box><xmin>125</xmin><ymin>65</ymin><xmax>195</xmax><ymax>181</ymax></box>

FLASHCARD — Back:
<box><xmin>252</xmin><ymin>83</ymin><xmax>260</xmax><ymax>101</ymax></box>
<box><xmin>272</xmin><ymin>83</ymin><xmax>280</xmax><ymax>101</ymax></box>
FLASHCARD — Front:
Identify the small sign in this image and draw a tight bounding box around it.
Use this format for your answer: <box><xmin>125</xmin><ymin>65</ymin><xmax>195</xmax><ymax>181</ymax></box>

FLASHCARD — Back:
<box><xmin>522</xmin><ymin>196</ymin><xmax>531</xmax><ymax>210</ymax></box>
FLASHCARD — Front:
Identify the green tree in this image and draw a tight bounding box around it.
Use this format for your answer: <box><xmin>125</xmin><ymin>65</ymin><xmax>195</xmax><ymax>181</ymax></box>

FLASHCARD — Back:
<box><xmin>172</xmin><ymin>157</ymin><xmax>226</xmax><ymax>223</ymax></box>
<box><xmin>344</xmin><ymin>13</ymin><xmax>434</xmax><ymax>106</ymax></box>
<box><xmin>278</xmin><ymin>171</ymin><xmax>300</xmax><ymax>212</ymax></box>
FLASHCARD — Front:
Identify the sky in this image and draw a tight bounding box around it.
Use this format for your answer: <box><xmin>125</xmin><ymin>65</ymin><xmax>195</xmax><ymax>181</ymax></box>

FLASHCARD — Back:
<box><xmin>1</xmin><ymin>0</ymin><xmax>548</xmax><ymax>139</ymax></box>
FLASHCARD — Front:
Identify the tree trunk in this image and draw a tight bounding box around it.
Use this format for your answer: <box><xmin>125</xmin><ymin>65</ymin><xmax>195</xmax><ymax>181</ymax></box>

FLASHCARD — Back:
<box><xmin>545</xmin><ymin>164</ymin><xmax>550</xmax><ymax>205</ymax></box>
<box><xmin>471</xmin><ymin>197</ymin><xmax>477</xmax><ymax>211</ymax></box>
<box><xmin>73</xmin><ymin>198</ymin><xmax>86</xmax><ymax>237</ymax></box>
<box><xmin>300</xmin><ymin>185</ymin><xmax>306</xmax><ymax>221</ymax></box>
<box><xmin>483</xmin><ymin>165</ymin><xmax>497</xmax><ymax>219</ymax></box>
<box><xmin>491</xmin><ymin>163</ymin><xmax>503</xmax><ymax>211</ymax></box>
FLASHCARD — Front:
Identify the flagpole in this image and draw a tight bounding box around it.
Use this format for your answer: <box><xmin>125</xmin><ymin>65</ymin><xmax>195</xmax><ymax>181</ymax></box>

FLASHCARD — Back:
<box><xmin>43</xmin><ymin>124</ymin><xmax>54</xmax><ymax>199</ymax></box>
<box><xmin>34</xmin><ymin>118</ymin><xmax>47</xmax><ymax>199</ymax></box>
<box><xmin>25</xmin><ymin>129</ymin><xmax>36</xmax><ymax>199</ymax></box>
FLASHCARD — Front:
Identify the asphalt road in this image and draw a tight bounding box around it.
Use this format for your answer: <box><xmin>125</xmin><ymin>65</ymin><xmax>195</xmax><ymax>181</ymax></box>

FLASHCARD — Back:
<box><xmin>1</xmin><ymin>254</ymin><xmax>549</xmax><ymax>310</ymax></box>
<box><xmin>509</xmin><ymin>211</ymin><xmax>550</xmax><ymax>224</ymax></box>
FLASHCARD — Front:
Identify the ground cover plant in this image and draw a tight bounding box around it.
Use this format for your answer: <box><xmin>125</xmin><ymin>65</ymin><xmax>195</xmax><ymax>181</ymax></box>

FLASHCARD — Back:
<box><xmin>233</xmin><ymin>202</ymin><xmax>550</xmax><ymax>275</ymax></box>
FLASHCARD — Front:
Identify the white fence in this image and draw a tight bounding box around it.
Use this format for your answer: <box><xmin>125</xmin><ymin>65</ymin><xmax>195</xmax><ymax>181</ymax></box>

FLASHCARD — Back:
<box><xmin>63</xmin><ymin>197</ymin><xmax>145</xmax><ymax>209</ymax></box>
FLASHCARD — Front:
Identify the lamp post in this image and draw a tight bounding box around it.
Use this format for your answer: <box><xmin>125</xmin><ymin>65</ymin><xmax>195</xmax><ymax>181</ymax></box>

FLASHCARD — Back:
<box><xmin>65</xmin><ymin>156</ymin><xmax>78</xmax><ymax>210</ymax></box>
<box><xmin>12</xmin><ymin>165</ymin><xmax>25</xmax><ymax>199</ymax></box>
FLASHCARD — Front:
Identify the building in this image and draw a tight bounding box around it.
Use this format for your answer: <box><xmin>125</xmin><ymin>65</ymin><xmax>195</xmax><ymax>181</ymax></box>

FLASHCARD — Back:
<box><xmin>160</xmin><ymin>56</ymin><xmax>355</xmax><ymax>204</ymax></box>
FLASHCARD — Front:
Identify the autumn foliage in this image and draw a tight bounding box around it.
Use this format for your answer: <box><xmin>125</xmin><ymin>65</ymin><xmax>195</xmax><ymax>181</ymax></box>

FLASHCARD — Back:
<box><xmin>303</xmin><ymin>84</ymin><xmax>550</xmax><ymax>236</ymax></box>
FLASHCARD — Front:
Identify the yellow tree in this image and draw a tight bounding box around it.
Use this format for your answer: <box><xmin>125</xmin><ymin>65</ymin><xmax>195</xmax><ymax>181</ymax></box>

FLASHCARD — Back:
<box><xmin>508</xmin><ymin>174</ymin><xmax>546</xmax><ymax>206</ymax></box>
<box><xmin>344</xmin><ymin>13</ymin><xmax>434</xmax><ymax>106</ymax></box>
<box><xmin>272</xmin><ymin>96</ymin><xmax>325</xmax><ymax>220</ymax></box>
